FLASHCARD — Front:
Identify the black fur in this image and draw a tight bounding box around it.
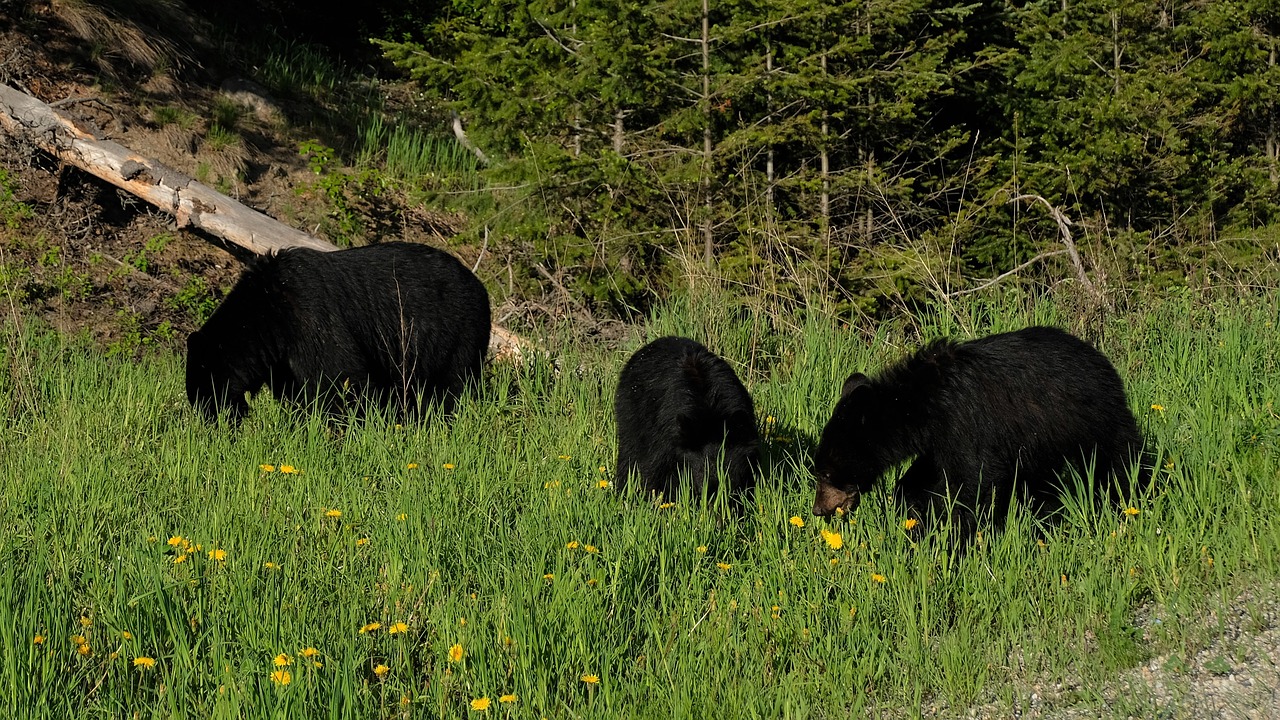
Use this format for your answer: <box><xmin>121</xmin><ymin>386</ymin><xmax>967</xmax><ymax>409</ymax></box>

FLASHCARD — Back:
<box><xmin>186</xmin><ymin>242</ymin><xmax>490</xmax><ymax>421</ymax></box>
<box><xmin>614</xmin><ymin>337</ymin><xmax>759</xmax><ymax>499</ymax></box>
<box><xmin>811</xmin><ymin>326</ymin><xmax>1145</xmax><ymax>528</ymax></box>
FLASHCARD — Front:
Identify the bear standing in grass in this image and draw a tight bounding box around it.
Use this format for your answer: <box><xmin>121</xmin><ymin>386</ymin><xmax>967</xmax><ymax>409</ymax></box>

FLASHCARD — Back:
<box><xmin>811</xmin><ymin>326</ymin><xmax>1145</xmax><ymax>529</ymax></box>
<box><xmin>186</xmin><ymin>242</ymin><xmax>490</xmax><ymax>422</ymax></box>
<box><xmin>615</xmin><ymin>337</ymin><xmax>759</xmax><ymax>500</ymax></box>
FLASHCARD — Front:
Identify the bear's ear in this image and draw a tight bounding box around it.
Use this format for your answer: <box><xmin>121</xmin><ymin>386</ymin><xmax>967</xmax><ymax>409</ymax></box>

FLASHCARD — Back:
<box><xmin>839</xmin><ymin>372</ymin><xmax>871</xmax><ymax>399</ymax></box>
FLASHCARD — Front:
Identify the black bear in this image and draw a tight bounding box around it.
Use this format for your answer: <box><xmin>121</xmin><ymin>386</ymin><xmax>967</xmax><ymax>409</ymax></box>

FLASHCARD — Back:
<box><xmin>186</xmin><ymin>242</ymin><xmax>490</xmax><ymax>422</ymax></box>
<box><xmin>811</xmin><ymin>326</ymin><xmax>1145</xmax><ymax>529</ymax></box>
<box><xmin>614</xmin><ymin>336</ymin><xmax>759</xmax><ymax>500</ymax></box>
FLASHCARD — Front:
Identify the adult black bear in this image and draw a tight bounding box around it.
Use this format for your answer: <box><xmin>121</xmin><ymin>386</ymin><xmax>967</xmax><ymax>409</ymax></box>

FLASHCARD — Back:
<box><xmin>614</xmin><ymin>337</ymin><xmax>759</xmax><ymax>500</ymax></box>
<box><xmin>186</xmin><ymin>242</ymin><xmax>490</xmax><ymax>422</ymax></box>
<box><xmin>811</xmin><ymin>326</ymin><xmax>1145</xmax><ymax>529</ymax></box>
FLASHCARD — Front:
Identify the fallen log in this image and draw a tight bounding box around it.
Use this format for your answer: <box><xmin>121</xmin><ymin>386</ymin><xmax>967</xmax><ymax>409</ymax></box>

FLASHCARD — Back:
<box><xmin>0</xmin><ymin>82</ymin><xmax>531</xmax><ymax>362</ymax></box>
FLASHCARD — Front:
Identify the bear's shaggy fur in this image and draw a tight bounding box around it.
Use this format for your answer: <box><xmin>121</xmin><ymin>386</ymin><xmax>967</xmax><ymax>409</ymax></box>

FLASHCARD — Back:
<box><xmin>811</xmin><ymin>326</ymin><xmax>1145</xmax><ymax>528</ymax></box>
<box><xmin>614</xmin><ymin>337</ymin><xmax>759</xmax><ymax>499</ymax></box>
<box><xmin>186</xmin><ymin>242</ymin><xmax>490</xmax><ymax>421</ymax></box>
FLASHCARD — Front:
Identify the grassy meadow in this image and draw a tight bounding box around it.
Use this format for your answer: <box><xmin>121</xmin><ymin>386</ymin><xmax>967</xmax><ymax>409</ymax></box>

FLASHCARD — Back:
<box><xmin>2</xmin><ymin>289</ymin><xmax>1279</xmax><ymax>719</ymax></box>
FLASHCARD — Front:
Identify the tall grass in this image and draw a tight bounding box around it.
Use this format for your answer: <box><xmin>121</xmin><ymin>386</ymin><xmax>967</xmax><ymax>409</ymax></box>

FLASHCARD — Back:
<box><xmin>358</xmin><ymin>116</ymin><xmax>480</xmax><ymax>186</ymax></box>
<box><xmin>1</xmin><ymin>290</ymin><xmax>1277</xmax><ymax>718</ymax></box>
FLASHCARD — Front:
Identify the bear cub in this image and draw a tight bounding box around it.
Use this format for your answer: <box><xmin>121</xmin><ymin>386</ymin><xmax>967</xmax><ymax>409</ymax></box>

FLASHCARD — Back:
<box><xmin>615</xmin><ymin>337</ymin><xmax>759</xmax><ymax>500</ymax></box>
<box><xmin>812</xmin><ymin>326</ymin><xmax>1145</xmax><ymax>528</ymax></box>
<box><xmin>186</xmin><ymin>242</ymin><xmax>490</xmax><ymax>422</ymax></box>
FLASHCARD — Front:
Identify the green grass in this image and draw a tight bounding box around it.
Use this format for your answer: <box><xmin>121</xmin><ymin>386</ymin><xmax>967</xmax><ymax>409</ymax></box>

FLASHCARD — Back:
<box><xmin>1</xmin><ymin>290</ymin><xmax>1278</xmax><ymax>718</ymax></box>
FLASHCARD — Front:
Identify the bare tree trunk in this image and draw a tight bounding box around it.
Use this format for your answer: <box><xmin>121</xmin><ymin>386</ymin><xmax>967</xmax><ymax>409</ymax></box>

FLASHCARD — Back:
<box><xmin>613</xmin><ymin>109</ymin><xmax>627</xmax><ymax>154</ymax></box>
<box><xmin>765</xmin><ymin>48</ymin><xmax>775</xmax><ymax>214</ymax></box>
<box><xmin>1270</xmin><ymin>38</ymin><xmax>1278</xmax><ymax>185</ymax></box>
<box><xmin>1112</xmin><ymin>12</ymin><xmax>1121</xmax><ymax>96</ymax></box>
<box><xmin>701</xmin><ymin>0</ymin><xmax>714</xmax><ymax>266</ymax></box>
<box><xmin>820</xmin><ymin>51</ymin><xmax>831</xmax><ymax>260</ymax></box>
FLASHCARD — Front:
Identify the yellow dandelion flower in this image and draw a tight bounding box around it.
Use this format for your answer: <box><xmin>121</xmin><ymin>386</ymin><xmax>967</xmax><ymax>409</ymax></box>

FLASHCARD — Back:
<box><xmin>71</xmin><ymin>634</ymin><xmax>86</xmax><ymax>645</ymax></box>
<box><xmin>597</xmin><ymin>479</ymin><xmax>610</xmax><ymax>489</ymax></box>
<box><xmin>470</xmin><ymin>697</ymin><xmax>491</xmax><ymax>711</ymax></box>
<box><xmin>499</xmin><ymin>694</ymin><xmax>517</xmax><ymax>704</ymax></box>
<box><xmin>1124</xmin><ymin>507</ymin><xmax>1140</xmax><ymax>517</ymax></box>
<box><xmin>581</xmin><ymin>674</ymin><xmax>600</xmax><ymax>685</ymax></box>
<box><xmin>1037</xmin><ymin>540</ymin><xmax>1047</xmax><ymax>549</ymax></box>
<box><xmin>167</xmin><ymin>535</ymin><xmax>184</xmax><ymax>547</ymax></box>
<box><xmin>765</xmin><ymin>415</ymin><xmax>776</xmax><ymax>424</ymax></box>
<box><xmin>373</xmin><ymin>664</ymin><xmax>390</xmax><ymax>677</ymax></box>
<box><xmin>121</xmin><ymin>631</ymin><xmax>133</xmax><ymax>640</ymax></box>
<box><xmin>587</xmin><ymin>578</ymin><xmax>598</xmax><ymax>586</ymax></box>
<box><xmin>1061</xmin><ymin>574</ymin><xmax>1069</xmax><ymax>585</ymax></box>
<box><xmin>396</xmin><ymin>513</ymin><xmax>407</xmax><ymax>521</ymax></box>
<box><xmin>566</xmin><ymin>541</ymin><xmax>579</xmax><ymax>549</ymax></box>
<box><xmin>264</xmin><ymin>562</ymin><xmax>277</xmax><ymax>570</ymax></box>
<box><xmin>543</xmin><ymin>573</ymin><xmax>554</xmax><ymax>581</ymax></box>
<box><xmin>79</xmin><ymin>617</ymin><xmax>92</xmax><ymax>628</ymax></box>
<box><xmin>903</xmin><ymin>518</ymin><xmax>919</xmax><ymax>530</ymax></box>
<box><xmin>544</xmin><ymin>480</ymin><xmax>561</xmax><ymax>489</ymax></box>
<box><xmin>356</xmin><ymin>538</ymin><xmax>369</xmax><ymax>547</ymax></box>
<box><xmin>359</xmin><ymin>622</ymin><xmax>381</xmax><ymax>634</ymax></box>
<box><xmin>407</xmin><ymin>463</ymin><xmax>419</xmax><ymax>470</ymax></box>
<box><xmin>443</xmin><ymin>463</ymin><xmax>456</xmax><ymax>470</ymax></box>
<box><xmin>312</xmin><ymin>661</ymin><xmax>323</xmax><ymax>669</ymax></box>
<box><xmin>133</xmin><ymin>656</ymin><xmax>155</xmax><ymax>669</ymax></box>
<box><xmin>274</xmin><ymin>653</ymin><xmax>292</xmax><ymax>667</ymax></box>
<box><xmin>109</xmin><ymin>651</ymin><xmax>119</xmax><ymax>660</ymax></box>
<box><xmin>300</xmin><ymin>647</ymin><xmax>319</xmax><ymax>658</ymax></box>
<box><xmin>558</xmin><ymin>455</ymin><xmax>572</xmax><ymax>460</ymax></box>
<box><xmin>270</xmin><ymin>670</ymin><xmax>291</xmax><ymax>685</ymax></box>
<box><xmin>584</xmin><ymin>545</ymin><xmax>599</xmax><ymax>554</ymax></box>
<box><xmin>325</xmin><ymin>509</ymin><xmax>342</xmax><ymax>518</ymax></box>
<box><xmin>147</xmin><ymin>535</ymin><xmax>157</xmax><ymax>543</ymax></box>
<box><xmin>401</xmin><ymin>695</ymin><xmax>411</xmax><ymax>706</ymax></box>
<box><xmin>388</xmin><ymin>622</ymin><xmax>408</xmax><ymax>635</ymax></box>
<box><xmin>260</xmin><ymin>464</ymin><xmax>276</xmax><ymax>472</ymax></box>
<box><xmin>830</xmin><ymin>558</ymin><xmax>839</xmax><ymax>566</ymax></box>
<box><xmin>1150</xmin><ymin>404</ymin><xmax>1165</xmax><ymax>412</ymax></box>
<box><xmin>788</xmin><ymin>516</ymin><xmax>805</xmax><ymax>528</ymax></box>
<box><xmin>459</xmin><ymin>617</ymin><xmax>467</xmax><ymax>626</ymax></box>
<box><xmin>449</xmin><ymin>644</ymin><xmax>464</xmax><ymax>663</ymax></box>
<box><xmin>871</xmin><ymin>573</ymin><xmax>887</xmax><ymax>584</ymax></box>
<box><xmin>717</xmin><ymin>562</ymin><xmax>731</xmax><ymax>571</ymax></box>
<box><xmin>33</xmin><ymin>634</ymin><xmax>45</xmax><ymax>645</ymax></box>
<box><xmin>696</xmin><ymin>546</ymin><xmax>708</xmax><ymax>554</ymax></box>
<box><xmin>850</xmin><ymin>606</ymin><xmax>857</xmax><ymax>617</ymax></box>
<box><xmin>280</xmin><ymin>465</ymin><xmax>298</xmax><ymax>474</ymax></box>
<box><xmin>208</xmin><ymin>548</ymin><xmax>227</xmax><ymax>561</ymax></box>
<box><xmin>659</xmin><ymin>502</ymin><xmax>676</xmax><ymax>509</ymax></box>
<box><xmin>820</xmin><ymin>529</ymin><xmax>844</xmax><ymax>550</ymax></box>
<box><xmin>173</xmin><ymin>554</ymin><xmax>188</xmax><ymax>564</ymax></box>
<box><xmin>77</xmin><ymin>643</ymin><xmax>91</xmax><ymax>656</ymax></box>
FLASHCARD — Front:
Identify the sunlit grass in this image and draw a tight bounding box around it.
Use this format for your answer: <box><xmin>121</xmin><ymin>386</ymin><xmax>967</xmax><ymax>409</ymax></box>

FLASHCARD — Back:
<box><xmin>1</xmin><ymin>290</ymin><xmax>1277</xmax><ymax>718</ymax></box>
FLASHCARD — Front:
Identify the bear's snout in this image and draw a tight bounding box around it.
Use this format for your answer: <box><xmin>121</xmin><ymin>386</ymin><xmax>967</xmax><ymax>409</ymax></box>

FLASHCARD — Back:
<box><xmin>812</xmin><ymin>481</ymin><xmax>859</xmax><ymax>517</ymax></box>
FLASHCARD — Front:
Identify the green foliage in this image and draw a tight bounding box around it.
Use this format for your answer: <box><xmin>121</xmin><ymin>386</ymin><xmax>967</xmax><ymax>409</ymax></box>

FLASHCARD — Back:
<box><xmin>0</xmin><ymin>168</ymin><xmax>33</xmax><ymax>230</ymax></box>
<box><xmin>1</xmin><ymin>291</ymin><xmax>1278</xmax><ymax>717</ymax></box>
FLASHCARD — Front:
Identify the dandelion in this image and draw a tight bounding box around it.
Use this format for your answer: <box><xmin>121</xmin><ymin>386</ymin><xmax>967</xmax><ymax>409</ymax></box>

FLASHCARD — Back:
<box><xmin>208</xmin><ymin>548</ymin><xmax>227</xmax><ymax>561</ymax></box>
<box><xmin>264</xmin><ymin>562</ymin><xmax>278</xmax><ymax>570</ymax></box>
<box><xmin>558</xmin><ymin>455</ymin><xmax>572</xmax><ymax>460</ymax></box>
<box><xmin>121</xmin><ymin>631</ymin><xmax>133</xmax><ymax>640</ymax></box>
<box><xmin>903</xmin><ymin>518</ymin><xmax>919</xmax><ymax>530</ymax></box>
<box><xmin>659</xmin><ymin>502</ymin><xmax>676</xmax><ymax>509</ymax></box>
<box><xmin>397</xmin><ymin>513</ymin><xmax>407</xmax><ymax>521</ymax></box>
<box><xmin>71</xmin><ymin>634</ymin><xmax>86</xmax><ymax>645</ymax></box>
<box><xmin>356</xmin><ymin>538</ymin><xmax>369</xmax><ymax>547</ymax></box>
<box><xmin>820</xmin><ymin>529</ymin><xmax>844</xmax><ymax>550</ymax></box>
<box><xmin>260</xmin><ymin>464</ymin><xmax>276</xmax><ymax>472</ymax></box>
<box><xmin>566</xmin><ymin>541</ymin><xmax>579</xmax><ymax>549</ymax></box>
<box><xmin>543</xmin><ymin>573</ymin><xmax>554</xmax><ymax>581</ymax></box>
<box><xmin>1150</xmin><ymin>404</ymin><xmax>1165</xmax><ymax>412</ymax></box>
<box><xmin>449</xmin><ymin>644</ymin><xmax>465</xmax><ymax>663</ymax></box>
<box><xmin>270</xmin><ymin>670</ymin><xmax>292</xmax><ymax>685</ymax></box>
<box><xmin>1164</xmin><ymin>460</ymin><xmax>1175</xmax><ymax>470</ymax></box>
<box><xmin>359</xmin><ymin>622</ymin><xmax>381</xmax><ymax>634</ymax></box>
<box><xmin>388</xmin><ymin>623</ymin><xmax>408</xmax><ymax>635</ymax></box>
<box><xmin>830</xmin><ymin>558</ymin><xmax>839</xmax><ymax>566</ymax></box>
<box><xmin>77</xmin><ymin>643</ymin><xmax>92</xmax><ymax>657</ymax></box>
<box><xmin>696</xmin><ymin>546</ymin><xmax>708</xmax><ymax>554</ymax></box>
<box><xmin>280</xmin><ymin>465</ymin><xmax>298</xmax><ymax>474</ymax></box>
<box><xmin>765</xmin><ymin>415</ymin><xmax>776</xmax><ymax>424</ymax></box>
<box><xmin>717</xmin><ymin>562</ymin><xmax>731</xmax><ymax>571</ymax></box>
<box><xmin>33</xmin><ymin>634</ymin><xmax>45</xmax><ymax>645</ymax></box>
<box><xmin>167</xmin><ymin>535</ymin><xmax>184</xmax><ymax>547</ymax></box>
<box><xmin>597</xmin><ymin>480</ymin><xmax>610</xmax><ymax>489</ymax></box>
<box><xmin>459</xmin><ymin>617</ymin><xmax>467</xmax><ymax>626</ymax></box>
<box><xmin>133</xmin><ymin>656</ymin><xmax>155</xmax><ymax>669</ymax></box>
<box><xmin>300</xmin><ymin>647</ymin><xmax>320</xmax><ymax>658</ymax></box>
<box><xmin>274</xmin><ymin>653</ymin><xmax>292</xmax><ymax>667</ymax></box>
<box><xmin>374</xmin><ymin>664</ymin><xmax>390</xmax><ymax>678</ymax></box>
<box><xmin>443</xmin><ymin>463</ymin><xmax>456</xmax><ymax>470</ymax></box>
<box><xmin>470</xmin><ymin>697</ymin><xmax>491</xmax><ymax>711</ymax></box>
<box><xmin>499</xmin><ymin>694</ymin><xmax>517</xmax><ymax>704</ymax></box>
<box><xmin>325</xmin><ymin>509</ymin><xmax>342</xmax><ymax>518</ymax></box>
<box><xmin>401</xmin><ymin>695</ymin><xmax>411</xmax><ymax>706</ymax></box>
<box><xmin>871</xmin><ymin>573</ymin><xmax>887</xmax><ymax>584</ymax></box>
<box><xmin>173</xmin><ymin>554</ymin><xmax>188</xmax><ymax>564</ymax></box>
<box><xmin>407</xmin><ymin>463</ymin><xmax>419</xmax><ymax>470</ymax></box>
<box><xmin>1124</xmin><ymin>507</ymin><xmax>1140</xmax><ymax>517</ymax></box>
<box><xmin>584</xmin><ymin>545</ymin><xmax>599</xmax><ymax>554</ymax></box>
<box><xmin>544</xmin><ymin>481</ymin><xmax>561</xmax><ymax>489</ymax></box>
<box><xmin>79</xmin><ymin>617</ymin><xmax>92</xmax><ymax>628</ymax></box>
<box><xmin>587</xmin><ymin>578</ymin><xmax>598</xmax><ymax>587</ymax></box>
<box><xmin>581</xmin><ymin>674</ymin><xmax>600</xmax><ymax>685</ymax></box>
<box><xmin>789</xmin><ymin>516</ymin><xmax>805</xmax><ymax>528</ymax></box>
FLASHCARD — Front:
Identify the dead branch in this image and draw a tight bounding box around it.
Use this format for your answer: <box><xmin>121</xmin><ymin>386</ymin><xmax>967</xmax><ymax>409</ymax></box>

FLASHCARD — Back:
<box><xmin>1009</xmin><ymin>193</ymin><xmax>1112</xmax><ymax>309</ymax></box>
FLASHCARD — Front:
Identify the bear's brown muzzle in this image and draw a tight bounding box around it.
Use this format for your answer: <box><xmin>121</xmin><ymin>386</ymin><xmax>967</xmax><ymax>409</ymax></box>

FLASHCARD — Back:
<box><xmin>812</xmin><ymin>481</ymin><xmax>860</xmax><ymax>517</ymax></box>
